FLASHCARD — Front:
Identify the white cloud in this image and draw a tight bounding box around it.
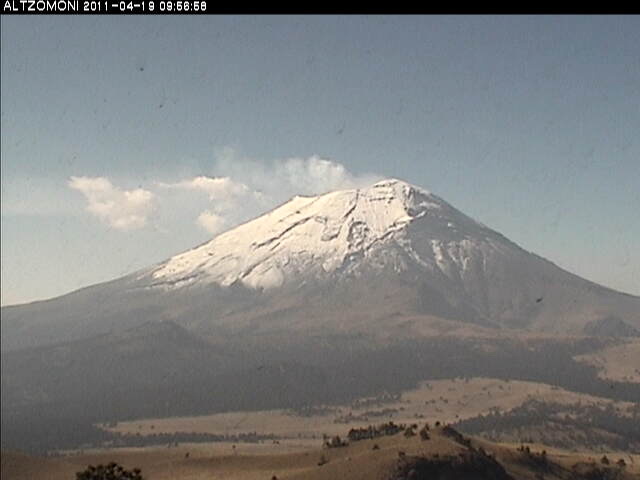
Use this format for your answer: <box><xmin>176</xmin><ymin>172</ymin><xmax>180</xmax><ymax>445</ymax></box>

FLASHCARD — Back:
<box><xmin>160</xmin><ymin>176</ymin><xmax>249</xmax><ymax>200</ymax></box>
<box><xmin>68</xmin><ymin>151</ymin><xmax>379</xmax><ymax>236</ymax></box>
<box><xmin>277</xmin><ymin>156</ymin><xmax>363</xmax><ymax>193</ymax></box>
<box><xmin>157</xmin><ymin>175</ymin><xmax>253</xmax><ymax>212</ymax></box>
<box><xmin>68</xmin><ymin>176</ymin><xmax>155</xmax><ymax>230</ymax></box>
<box><xmin>196</xmin><ymin>210</ymin><xmax>227</xmax><ymax>235</ymax></box>
<box><xmin>213</xmin><ymin>148</ymin><xmax>379</xmax><ymax>197</ymax></box>
<box><xmin>165</xmin><ymin>149</ymin><xmax>381</xmax><ymax>235</ymax></box>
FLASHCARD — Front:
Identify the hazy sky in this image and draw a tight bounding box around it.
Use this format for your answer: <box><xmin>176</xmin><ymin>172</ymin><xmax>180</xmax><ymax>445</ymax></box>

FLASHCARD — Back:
<box><xmin>2</xmin><ymin>15</ymin><xmax>639</xmax><ymax>305</ymax></box>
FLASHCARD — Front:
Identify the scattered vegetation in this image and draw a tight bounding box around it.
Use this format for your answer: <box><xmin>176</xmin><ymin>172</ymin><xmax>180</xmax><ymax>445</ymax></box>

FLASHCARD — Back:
<box><xmin>454</xmin><ymin>399</ymin><xmax>640</xmax><ymax>452</ymax></box>
<box><xmin>440</xmin><ymin>425</ymin><xmax>472</xmax><ymax>448</ymax></box>
<box><xmin>324</xmin><ymin>435</ymin><xmax>348</xmax><ymax>448</ymax></box>
<box><xmin>390</xmin><ymin>449</ymin><xmax>512</xmax><ymax>480</ymax></box>
<box><xmin>109</xmin><ymin>430</ymin><xmax>280</xmax><ymax>449</ymax></box>
<box><xmin>76</xmin><ymin>462</ymin><xmax>143</xmax><ymax>480</ymax></box>
<box><xmin>289</xmin><ymin>405</ymin><xmax>336</xmax><ymax>417</ymax></box>
<box><xmin>569</xmin><ymin>461</ymin><xmax>628</xmax><ymax>480</ymax></box>
<box><xmin>349</xmin><ymin>392</ymin><xmax>402</xmax><ymax>409</ymax></box>
<box><xmin>347</xmin><ymin>421</ymin><xmax>406</xmax><ymax>442</ymax></box>
<box><xmin>403</xmin><ymin>425</ymin><xmax>416</xmax><ymax>437</ymax></box>
<box><xmin>515</xmin><ymin>444</ymin><xmax>554</xmax><ymax>474</ymax></box>
<box><xmin>6</xmin><ymin>335</ymin><xmax>640</xmax><ymax>454</ymax></box>
<box><xmin>334</xmin><ymin>407</ymin><xmax>400</xmax><ymax>423</ymax></box>
<box><xmin>418</xmin><ymin>424</ymin><xmax>430</xmax><ymax>441</ymax></box>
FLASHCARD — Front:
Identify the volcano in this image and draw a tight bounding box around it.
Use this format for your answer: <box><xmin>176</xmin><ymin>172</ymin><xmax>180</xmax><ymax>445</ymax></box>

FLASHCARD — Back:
<box><xmin>2</xmin><ymin>179</ymin><xmax>638</xmax><ymax>352</ymax></box>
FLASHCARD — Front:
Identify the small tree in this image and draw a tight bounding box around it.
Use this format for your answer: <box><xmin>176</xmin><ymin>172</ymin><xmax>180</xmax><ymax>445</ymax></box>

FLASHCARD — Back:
<box><xmin>76</xmin><ymin>462</ymin><xmax>143</xmax><ymax>480</ymax></box>
<box><xmin>325</xmin><ymin>435</ymin><xmax>348</xmax><ymax>448</ymax></box>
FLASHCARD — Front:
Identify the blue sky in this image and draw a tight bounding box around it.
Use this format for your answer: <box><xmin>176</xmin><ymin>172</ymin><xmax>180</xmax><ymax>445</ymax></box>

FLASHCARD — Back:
<box><xmin>2</xmin><ymin>15</ymin><xmax>639</xmax><ymax>305</ymax></box>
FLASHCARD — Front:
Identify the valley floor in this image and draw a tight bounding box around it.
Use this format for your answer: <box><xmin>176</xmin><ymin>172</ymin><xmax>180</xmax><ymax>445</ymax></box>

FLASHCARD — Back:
<box><xmin>4</xmin><ymin>366</ymin><xmax>639</xmax><ymax>479</ymax></box>
<box><xmin>104</xmin><ymin>377</ymin><xmax>636</xmax><ymax>446</ymax></box>
<box><xmin>3</xmin><ymin>426</ymin><xmax>639</xmax><ymax>480</ymax></box>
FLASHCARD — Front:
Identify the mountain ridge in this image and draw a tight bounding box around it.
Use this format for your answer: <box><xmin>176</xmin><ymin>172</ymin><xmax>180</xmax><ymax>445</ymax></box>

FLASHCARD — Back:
<box><xmin>1</xmin><ymin>178</ymin><xmax>638</xmax><ymax>352</ymax></box>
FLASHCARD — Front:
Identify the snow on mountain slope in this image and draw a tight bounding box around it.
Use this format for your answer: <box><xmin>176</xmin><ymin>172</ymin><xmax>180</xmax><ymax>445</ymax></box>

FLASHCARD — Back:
<box><xmin>137</xmin><ymin>177</ymin><xmax>638</xmax><ymax>335</ymax></box>
<box><xmin>148</xmin><ymin>179</ymin><xmax>499</xmax><ymax>291</ymax></box>
<box><xmin>2</xmin><ymin>179</ymin><xmax>639</xmax><ymax>352</ymax></box>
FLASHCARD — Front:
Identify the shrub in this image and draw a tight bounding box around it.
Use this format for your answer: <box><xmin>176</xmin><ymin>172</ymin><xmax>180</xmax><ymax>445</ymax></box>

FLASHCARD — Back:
<box><xmin>76</xmin><ymin>462</ymin><xmax>143</xmax><ymax>480</ymax></box>
<box><xmin>325</xmin><ymin>435</ymin><xmax>348</xmax><ymax>448</ymax></box>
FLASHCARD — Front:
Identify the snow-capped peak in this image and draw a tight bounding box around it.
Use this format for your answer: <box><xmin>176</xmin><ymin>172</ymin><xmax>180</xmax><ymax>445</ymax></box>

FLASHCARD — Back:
<box><xmin>149</xmin><ymin>179</ymin><xmax>484</xmax><ymax>290</ymax></box>
<box><xmin>370</xmin><ymin>177</ymin><xmax>430</xmax><ymax>194</ymax></box>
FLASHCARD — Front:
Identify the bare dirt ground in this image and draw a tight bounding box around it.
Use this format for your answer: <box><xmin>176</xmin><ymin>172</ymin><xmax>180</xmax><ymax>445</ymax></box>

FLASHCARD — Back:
<box><xmin>575</xmin><ymin>339</ymin><xmax>640</xmax><ymax>383</ymax></box>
